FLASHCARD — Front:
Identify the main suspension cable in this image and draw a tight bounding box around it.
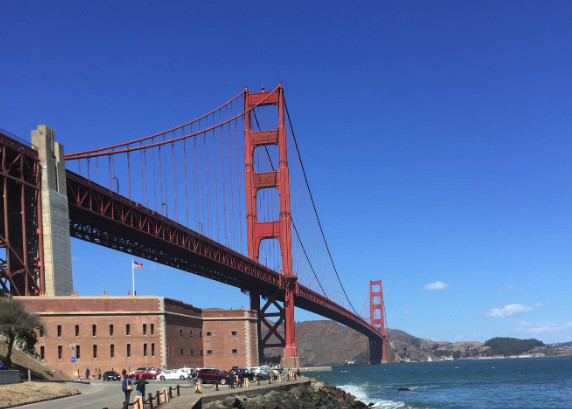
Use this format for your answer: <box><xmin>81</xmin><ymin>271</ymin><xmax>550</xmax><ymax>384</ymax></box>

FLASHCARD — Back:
<box><xmin>284</xmin><ymin>99</ymin><xmax>359</xmax><ymax>316</ymax></box>
<box><xmin>252</xmin><ymin>108</ymin><xmax>328</xmax><ymax>297</ymax></box>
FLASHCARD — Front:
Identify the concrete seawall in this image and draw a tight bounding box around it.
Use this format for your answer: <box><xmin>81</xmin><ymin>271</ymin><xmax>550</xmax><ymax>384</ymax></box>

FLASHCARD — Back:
<box><xmin>161</xmin><ymin>379</ymin><xmax>311</xmax><ymax>409</ymax></box>
<box><xmin>299</xmin><ymin>366</ymin><xmax>332</xmax><ymax>372</ymax></box>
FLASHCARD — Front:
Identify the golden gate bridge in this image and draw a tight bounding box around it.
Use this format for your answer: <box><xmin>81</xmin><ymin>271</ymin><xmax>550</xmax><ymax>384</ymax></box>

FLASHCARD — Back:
<box><xmin>0</xmin><ymin>84</ymin><xmax>387</xmax><ymax>365</ymax></box>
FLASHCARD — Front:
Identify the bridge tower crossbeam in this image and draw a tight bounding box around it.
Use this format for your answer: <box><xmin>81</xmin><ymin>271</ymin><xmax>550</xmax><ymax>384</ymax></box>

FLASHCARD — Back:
<box><xmin>244</xmin><ymin>85</ymin><xmax>299</xmax><ymax>368</ymax></box>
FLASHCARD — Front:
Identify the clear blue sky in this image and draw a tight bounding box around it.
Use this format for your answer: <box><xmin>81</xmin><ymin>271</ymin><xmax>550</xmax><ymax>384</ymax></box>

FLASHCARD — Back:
<box><xmin>2</xmin><ymin>1</ymin><xmax>571</xmax><ymax>344</ymax></box>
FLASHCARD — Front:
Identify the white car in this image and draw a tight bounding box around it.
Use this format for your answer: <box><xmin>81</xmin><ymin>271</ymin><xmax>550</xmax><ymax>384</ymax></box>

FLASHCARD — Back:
<box><xmin>157</xmin><ymin>369</ymin><xmax>189</xmax><ymax>381</ymax></box>
<box><xmin>250</xmin><ymin>366</ymin><xmax>270</xmax><ymax>374</ymax></box>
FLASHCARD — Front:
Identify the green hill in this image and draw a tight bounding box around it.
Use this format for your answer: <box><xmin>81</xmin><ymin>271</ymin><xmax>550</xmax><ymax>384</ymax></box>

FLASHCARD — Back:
<box><xmin>484</xmin><ymin>337</ymin><xmax>544</xmax><ymax>356</ymax></box>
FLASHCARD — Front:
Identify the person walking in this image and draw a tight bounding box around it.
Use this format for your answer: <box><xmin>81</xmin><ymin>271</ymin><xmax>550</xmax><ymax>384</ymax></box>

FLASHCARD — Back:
<box><xmin>98</xmin><ymin>368</ymin><xmax>101</xmax><ymax>380</ymax></box>
<box><xmin>228</xmin><ymin>369</ymin><xmax>234</xmax><ymax>388</ymax></box>
<box><xmin>134</xmin><ymin>375</ymin><xmax>149</xmax><ymax>397</ymax></box>
<box><xmin>85</xmin><ymin>367</ymin><xmax>91</xmax><ymax>381</ymax></box>
<box><xmin>122</xmin><ymin>374</ymin><xmax>133</xmax><ymax>403</ymax></box>
<box><xmin>237</xmin><ymin>369</ymin><xmax>243</xmax><ymax>388</ymax></box>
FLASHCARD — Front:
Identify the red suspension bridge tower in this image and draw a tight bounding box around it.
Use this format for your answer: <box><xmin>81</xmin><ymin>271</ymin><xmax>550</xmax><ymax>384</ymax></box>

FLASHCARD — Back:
<box><xmin>369</xmin><ymin>280</ymin><xmax>388</xmax><ymax>364</ymax></box>
<box><xmin>244</xmin><ymin>85</ymin><xmax>299</xmax><ymax>368</ymax></box>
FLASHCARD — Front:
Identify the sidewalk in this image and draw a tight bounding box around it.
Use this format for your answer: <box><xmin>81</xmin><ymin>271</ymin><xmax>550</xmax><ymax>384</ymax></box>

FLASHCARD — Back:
<box><xmin>163</xmin><ymin>378</ymin><xmax>311</xmax><ymax>409</ymax></box>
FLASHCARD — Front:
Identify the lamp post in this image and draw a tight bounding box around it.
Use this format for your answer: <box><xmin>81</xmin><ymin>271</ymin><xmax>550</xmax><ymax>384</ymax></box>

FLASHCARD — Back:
<box><xmin>112</xmin><ymin>176</ymin><xmax>120</xmax><ymax>194</ymax></box>
<box><xmin>70</xmin><ymin>343</ymin><xmax>75</xmax><ymax>379</ymax></box>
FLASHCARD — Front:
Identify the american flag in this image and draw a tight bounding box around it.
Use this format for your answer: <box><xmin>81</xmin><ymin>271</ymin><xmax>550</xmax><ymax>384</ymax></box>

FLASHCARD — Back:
<box><xmin>133</xmin><ymin>261</ymin><xmax>144</xmax><ymax>269</ymax></box>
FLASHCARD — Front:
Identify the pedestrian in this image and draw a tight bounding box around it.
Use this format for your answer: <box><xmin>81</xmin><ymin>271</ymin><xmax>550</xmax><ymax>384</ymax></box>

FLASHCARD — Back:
<box><xmin>134</xmin><ymin>375</ymin><xmax>149</xmax><ymax>397</ymax></box>
<box><xmin>122</xmin><ymin>373</ymin><xmax>133</xmax><ymax>403</ymax></box>
<box><xmin>228</xmin><ymin>369</ymin><xmax>234</xmax><ymax>388</ymax></box>
<box><xmin>297</xmin><ymin>368</ymin><xmax>301</xmax><ymax>379</ymax></box>
<box><xmin>122</xmin><ymin>369</ymin><xmax>127</xmax><ymax>378</ymax></box>
<box><xmin>237</xmin><ymin>369</ymin><xmax>243</xmax><ymax>388</ymax></box>
<box><xmin>98</xmin><ymin>368</ymin><xmax>101</xmax><ymax>380</ymax></box>
<box><xmin>85</xmin><ymin>367</ymin><xmax>91</xmax><ymax>381</ymax></box>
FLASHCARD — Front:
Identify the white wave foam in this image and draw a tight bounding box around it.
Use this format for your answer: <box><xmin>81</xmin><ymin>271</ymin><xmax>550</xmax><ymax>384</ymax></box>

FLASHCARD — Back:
<box><xmin>338</xmin><ymin>384</ymin><xmax>406</xmax><ymax>408</ymax></box>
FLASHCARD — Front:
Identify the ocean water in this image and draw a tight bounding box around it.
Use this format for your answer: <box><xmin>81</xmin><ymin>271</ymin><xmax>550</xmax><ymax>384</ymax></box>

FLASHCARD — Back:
<box><xmin>305</xmin><ymin>356</ymin><xmax>572</xmax><ymax>409</ymax></box>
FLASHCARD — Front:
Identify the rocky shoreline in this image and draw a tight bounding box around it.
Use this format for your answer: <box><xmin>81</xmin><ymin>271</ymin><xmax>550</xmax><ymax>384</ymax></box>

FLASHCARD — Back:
<box><xmin>203</xmin><ymin>380</ymin><xmax>374</xmax><ymax>409</ymax></box>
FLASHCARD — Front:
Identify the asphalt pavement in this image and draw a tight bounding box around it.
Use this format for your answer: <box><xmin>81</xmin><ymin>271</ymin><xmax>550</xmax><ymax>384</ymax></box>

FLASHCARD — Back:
<box><xmin>19</xmin><ymin>379</ymin><xmax>188</xmax><ymax>409</ymax></box>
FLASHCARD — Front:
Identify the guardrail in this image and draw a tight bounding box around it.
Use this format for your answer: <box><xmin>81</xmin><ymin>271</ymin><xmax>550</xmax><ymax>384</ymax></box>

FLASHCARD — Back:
<box><xmin>103</xmin><ymin>373</ymin><xmax>303</xmax><ymax>409</ymax></box>
<box><xmin>103</xmin><ymin>385</ymin><xmax>182</xmax><ymax>409</ymax></box>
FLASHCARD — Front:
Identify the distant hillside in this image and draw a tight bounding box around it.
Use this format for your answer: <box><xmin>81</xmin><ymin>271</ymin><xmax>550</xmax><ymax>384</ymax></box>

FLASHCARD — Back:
<box><xmin>260</xmin><ymin>320</ymin><xmax>565</xmax><ymax>366</ymax></box>
<box><xmin>262</xmin><ymin>320</ymin><xmax>438</xmax><ymax>366</ymax></box>
<box><xmin>549</xmin><ymin>341</ymin><xmax>572</xmax><ymax>348</ymax></box>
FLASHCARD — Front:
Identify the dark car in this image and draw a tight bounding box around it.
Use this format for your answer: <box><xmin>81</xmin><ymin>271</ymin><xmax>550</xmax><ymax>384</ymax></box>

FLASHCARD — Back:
<box><xmin>196</xmin><ymin>369</ymin><xmax>231</xmax><ymax>385</ymax></box>
<box><xmin>103</xmin><ymin>371</ymin><xmax>121</xmax><ymax>381</ymax></box>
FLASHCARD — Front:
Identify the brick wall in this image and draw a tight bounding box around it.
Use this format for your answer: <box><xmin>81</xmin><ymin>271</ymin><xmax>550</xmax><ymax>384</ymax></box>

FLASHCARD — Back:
<box><xmin>17</xmin><ymin>296</ymin><xmax>259</xmax><ymax>376</ymax></box>
<box><xmin>32</xmin><ymin>314</ymin><xmax>162</xmax><ymax>377</ymax></box>
<box><xmin>165</xmin><ymin>313</ymin><xmax>204</xmax><ymax>369</ymax></box>
<box><xmin>18</xmin><ymin>297</ymin><xmax>163</xmax><ymax>377</ymax></box>
<box><xmin>202</xmin><ymin>310</ymin><xmax>258</xmax><ymax>369</ymax></box>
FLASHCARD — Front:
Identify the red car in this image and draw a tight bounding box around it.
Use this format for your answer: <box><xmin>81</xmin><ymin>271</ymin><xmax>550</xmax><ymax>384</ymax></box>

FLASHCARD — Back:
<box><xmin>196</xmin><ymin>369</ymin><xmax>230</xmax><ymax>385</ymax></box>
<box><xmin>129</xmin><ymin>367</ymin><xmax>160</xmax><ymax>380</ymax></box>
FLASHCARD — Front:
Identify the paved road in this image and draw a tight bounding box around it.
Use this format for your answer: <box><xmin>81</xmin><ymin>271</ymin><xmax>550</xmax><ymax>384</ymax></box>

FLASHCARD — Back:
<box><xmin>21</xmin><ymin>380</ymin><xmax>188</xmax><ymax>409</ymax></box>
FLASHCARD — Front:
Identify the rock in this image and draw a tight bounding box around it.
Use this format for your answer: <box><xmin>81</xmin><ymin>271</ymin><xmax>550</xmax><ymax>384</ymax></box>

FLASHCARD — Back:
<box><xmin>398</xmin><ymin>387</ymin><xmax>411</xmax><ymax>391</ymax></box>
<box><xmin>233</xmin><ymin>397</ymin><xmax>244</xmax><ymax>408</ymax></box>
<box><xmin>206</xmin><ymin>380</ymin><xmax>371</xmax><ymax>409</ymax></box>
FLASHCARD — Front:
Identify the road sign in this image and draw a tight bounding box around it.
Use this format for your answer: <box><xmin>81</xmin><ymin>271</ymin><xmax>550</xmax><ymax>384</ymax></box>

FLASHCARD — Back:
<box><xmin>71</xmin><ymin>357</ymin><xmax>76</xmax><ymax>363</ymax></box>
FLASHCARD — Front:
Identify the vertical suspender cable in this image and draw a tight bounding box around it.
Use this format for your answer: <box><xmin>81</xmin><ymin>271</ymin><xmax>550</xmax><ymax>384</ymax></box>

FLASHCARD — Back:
<box><xmin>163</xmin><ymin>134</ymin><xmax>168</xmax><ymax>217</ymax></box>
<box><xmin>159</xmin><ymin>145</ymin><xmax>163</xmax><ymax>214</ymax></box>
<box><xmin>127</xmin><ymin>147</ymin><xmax>131</xmax><ymax>200</ymax></box>
<box><xmin>172</xmin><ymin>133</ymin><xmax>178</xmax><ymax>223</ymax></box>
<box><xmin>152</xmin><ymin>142</ymin><xmax>157</xmax><ymax>211</ymax></box>
<box><xmin>213</xmin><ymin>113</ymin><xmax>220</xmax><ymax>242</ymax></box>
<box><xmin>183</xmin><ymin>131</ymin><xmax>189</xmax><ymax>228</ymax></box>
<box><xmin>221</xmin><ymin>109</ymin><xmax>228</xmax><ymax>244</ymax></box>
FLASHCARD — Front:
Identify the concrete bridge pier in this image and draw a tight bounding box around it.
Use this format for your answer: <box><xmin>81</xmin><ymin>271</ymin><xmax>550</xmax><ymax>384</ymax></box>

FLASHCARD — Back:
<box><xmin>31</xmin><ymin>126</ymin><xmax>73</xmax><ymax>296</ymax></box>
<box><xmin>369</xmin><ymin>337</ymin><xmax>385</xmax><ymax>365</ymax></box>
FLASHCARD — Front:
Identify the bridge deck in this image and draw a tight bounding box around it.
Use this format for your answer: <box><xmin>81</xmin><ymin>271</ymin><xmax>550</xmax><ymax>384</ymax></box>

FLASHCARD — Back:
<box><xmin>66</xmin><ymin>171</ymin><xmax>382</xmax><ymax>341</ymax></box>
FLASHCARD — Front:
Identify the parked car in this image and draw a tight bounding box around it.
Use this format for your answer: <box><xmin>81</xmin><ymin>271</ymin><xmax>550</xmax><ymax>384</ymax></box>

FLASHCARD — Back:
<box><xmin>158</xmin><ymin>369</ymin><xmax>189</xmax><ymax>381</ymax></box>
<box><xmin>246</xmin><ymin>367</ymin><xmax>278</xmax><ymax>380</ymax></box>
<box><xmin>257</xmin><ymin>369</ymin><xmax>278</xmax><ymax>381</ymax></box>
<box><xmin>102</xmin><ymin>371</ymin><xmax>121</xmax><ymax>381</ymax></box>
<box><xmin>230</xmin><ymin>368</ymin><xmax>275</xmax><ymax>382</ymax></box>
<box><xmin>129</xmin><ymin>367</ymin><xmax>160</xmax><ymax>380</ymax></box>
<box><xmin>196</xmin><ymin>369</ymin><xmax>231</xmax><ymax>385</ymax></box>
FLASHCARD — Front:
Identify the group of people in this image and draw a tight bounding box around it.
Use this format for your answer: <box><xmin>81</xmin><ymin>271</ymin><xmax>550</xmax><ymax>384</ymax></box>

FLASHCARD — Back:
<box><xmin>227</xmin><ymin>368</ymin><xmax>244</xmax><ymax>388</ymax></box>
<box><xmin>121</xmin><ymin>369</ymin><xmax>148</xmax><ymax>403</ymax></box>
<box><xmin>80</xmin><ymin>367</ymin><xmax>101</xmax><ymax>380</ymax></box>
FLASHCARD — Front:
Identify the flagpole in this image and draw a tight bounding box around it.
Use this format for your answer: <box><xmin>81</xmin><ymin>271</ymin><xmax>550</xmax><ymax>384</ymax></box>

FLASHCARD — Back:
<box><xmin>132</xmin><ymin>259</ymin><xmax>135</xmax><ymax>296</ymax></box>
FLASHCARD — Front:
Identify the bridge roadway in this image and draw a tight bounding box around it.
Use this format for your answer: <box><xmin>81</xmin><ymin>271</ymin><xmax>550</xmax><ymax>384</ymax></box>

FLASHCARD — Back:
<box><xmin>66</xmin><ymin>171</ymin><xmax>382</xmax><ymax>343</ymax></box>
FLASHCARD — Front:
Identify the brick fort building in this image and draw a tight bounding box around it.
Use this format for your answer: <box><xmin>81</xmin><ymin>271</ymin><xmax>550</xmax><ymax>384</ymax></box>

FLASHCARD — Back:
<box><xmin>18</xmin><ymin>295</ymin><xmax>259</xmax><ymax>377</ymax></box>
